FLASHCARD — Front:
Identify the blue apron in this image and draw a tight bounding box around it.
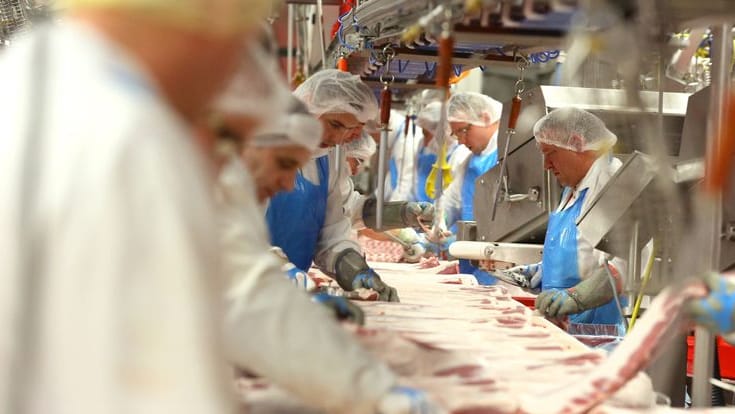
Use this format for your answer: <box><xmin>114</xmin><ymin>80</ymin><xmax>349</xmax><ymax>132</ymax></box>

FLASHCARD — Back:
<box><xmin>457</xmin><ymin>150</ymin><xmax>498</xmax><ymax>284</ymax></box>
<box><xmin>265</xmin><ymin>155</ymin><xmax>330</xmax><ymax>271</ymax></box>
<box><xmin>541</xmin><ymin>188</ymin><xmax>622</xmax><ymax>326</ymax></box>
<box><xmin>415</xmin><ymin>143</ymin><xmax>458</xmax><ymax>203</ymax></box>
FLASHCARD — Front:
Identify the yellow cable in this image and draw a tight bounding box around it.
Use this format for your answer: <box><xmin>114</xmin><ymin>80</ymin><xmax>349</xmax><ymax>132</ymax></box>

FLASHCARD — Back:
<box><xmin>628</xmin><ymin>239</ymin><xmax>657</xmax><ymax>332</ymax></box>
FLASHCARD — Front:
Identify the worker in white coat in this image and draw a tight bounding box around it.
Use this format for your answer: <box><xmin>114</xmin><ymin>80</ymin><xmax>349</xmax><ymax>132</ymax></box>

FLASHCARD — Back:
<box><xmin>382</xmin><ymin>109</ymin><xmax>423</xmax><ymax>202</ymax></box>
<box><xmin>434</xmin><ymin>92</ymin><xmax>503</xmax><ymax>284</ymax></box>
<box><xmin>505</xmin><ymin>107</ymin><xmax>626</xmax><ymax>328</ymax></box>
<box><xmin>384</xmin><ymin>100</ymin><xmax>473</xmax><ymax>262</ymax></box>
<box><xmin>0</xmin><ymin>0</ymin><xmax>276</xmax><ymax>413</ymax></box>
<box><xmin>210</xmin><ymin>81</ymin><xmax>438</xmax><ymax>412</ymax></box>
<box><xmin>413</xmin><ymin>101</ymin><xmax>471</xmax><ymax>203</ymax></box>
<box><xmin>265</xmin><ymin>70</ymin><xmax>433</xmax><ymax>302</ymax></box>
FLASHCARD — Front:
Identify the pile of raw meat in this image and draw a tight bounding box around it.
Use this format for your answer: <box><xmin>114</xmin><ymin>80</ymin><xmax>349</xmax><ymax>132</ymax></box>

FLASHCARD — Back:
<box><xmin>238</xmin><ymin>265</ymin><xmax>716</xmax><ymax>413</ymax></box>
<box><xmin>359</xmin><ymin>235</ymin><xmax>405</xmax><ymax>263</ymax></box>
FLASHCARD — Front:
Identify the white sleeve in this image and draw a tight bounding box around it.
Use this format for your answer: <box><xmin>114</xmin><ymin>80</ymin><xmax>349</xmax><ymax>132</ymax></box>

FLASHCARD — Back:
<box><xmin>314</xmin><ymin>150</ymin><xmax>364</xmax><ymax>274</ymax></box>
<box><xmin>436</xmin><ymin>158</ymin><xmax>467</xmax><ymax>230</ymax></box>
<box><xmin>388</xmin><ymin>129</ymin><xmax>419</xmax><ymax>202</ymax></box>
<box><xmin>449</xmin><ymin>145</ymin><xmax>472</xmax><ymax>173</ymax></box>
<box><xmin>35</xmin><ymin>124</ymin><xmax>233</xmax><ymax>413</ymax></box>
<box><xmin>218</xmin><ymin>159</ymin><xmax>395</xmax><ymax>414</ymax></box>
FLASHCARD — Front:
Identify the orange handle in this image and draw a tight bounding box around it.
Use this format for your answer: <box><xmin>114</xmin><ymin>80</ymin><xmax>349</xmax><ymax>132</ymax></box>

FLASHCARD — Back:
<box><xmin>337</xmin><ymin>56</ymin><xmax>349</xmax><ymax>72</ymax></box>
<box><xmin>436</xmin><ymin>35</ymin><xmax>454</xmax><ymax>93</ymax></box>
<box><xmin>508</xmin><ymin>95</ymin><xmax>522</xmax><ymax>130</ymax></box>
<box><xmin>380</xmin><ymin>87</ymin><xmax>392</xmax><ymax>126</ymax></box>
<box><xmin>705</xmin><ymin>93</ymin><xmax>735</xmax><ymax>194</ymax></box>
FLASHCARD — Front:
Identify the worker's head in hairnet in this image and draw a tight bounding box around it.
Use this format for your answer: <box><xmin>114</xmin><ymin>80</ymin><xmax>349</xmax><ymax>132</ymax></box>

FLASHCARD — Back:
<box><xmin>448</xmin><ymin>92</ymin><xmax>503</xmax><ymax>155</ymax></box>
<box><xmin>60</xmin><ymin>0</ymin><xmax>282</xmax><ymax>121</ymax></box>
<box><xmin>343</xmin><ymin>131</ymin><xmax>376</xmax><ymax>176</ymax></box>
<box><xmin>59</xmin><ymin>0</ymin><xmax>280</xmax><ymax>35</ymax></box>
<box><xmin>240</xmin><ymin>97</ymin><xmax>322</xmax><ymax>201</ymax></box>
<box><xmin>533</xmin><ymin>107</ymin><xmax>617</xmax><ymax>187</ymax></box>
<box><xmin>294</xmin><ymin>69</ymin><xmax>379</xmax><ymax>148</ymax></box>
<box><xmin>417</xmin><ymin>101</ymin><xmax>452</xmax><ymax>146</ymax></box>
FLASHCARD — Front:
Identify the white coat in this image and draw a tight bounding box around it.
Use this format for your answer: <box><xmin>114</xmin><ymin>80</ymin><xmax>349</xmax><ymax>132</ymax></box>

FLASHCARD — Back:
<box><xmin>437</xmin><ymin>131</ymin><xmax>498</xmax><ymax>229</ymax></box>
<box><xmin>0</xmin><ymin>21</ymin><xmax>232</xmax><ymax>414</ymax></box>
<box><xmin>217</xmin><ymin>157</ymin><xmax>395</xmax><ymax>413</ymax></box>
<box><xmin>384</xmin><ymin>110</ymin><xmax>424</xmax><ymax>202</ymax></box>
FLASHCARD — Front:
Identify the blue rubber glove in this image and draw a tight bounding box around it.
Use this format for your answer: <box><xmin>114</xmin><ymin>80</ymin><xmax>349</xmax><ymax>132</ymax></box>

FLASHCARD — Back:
<box><xmin>282</xmin><ymin>263</ymin><xmax>316</xmax><ymax>291</ymax></box>
<box><xmin>688</xmin><ymin>273</ymin><xmax>735</xmax><ymax>334</ymax></box>
<box><xmin>311</xmin><ymin>292</ymin><xmax>365</xmax><ymax>325</ymax></box>
<box><xmin>535</xmin><ymin>288</ymin><xmax>582</xmax><ymax>318</ymax></box>
<box><xmin>353</xmin><ymin>269</ymin><xmax>400</xmax><ymax>302</ymax></box>
<box><xmin>377</xmin><ymin>386</ymin><xmax>444</xmax><ymax>414</ymax></box>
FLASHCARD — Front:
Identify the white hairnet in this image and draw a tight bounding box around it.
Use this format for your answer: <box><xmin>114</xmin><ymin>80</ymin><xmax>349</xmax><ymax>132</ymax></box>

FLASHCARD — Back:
<box><xmin>251</xmin><ymin>98</ymin><xmax>322</xmax><ymax>151</ymax></box>
<box><xmin>533</xmin><ymin>107</ymin><xmax>617</xmax><ymax>152</ymax></box>
<box><xmin>416</xmin><ymin>101</ymin><xmax>443</xmax><ymax>132</ymax></box>
<box><xmin>293</xmin><ymin>69</ymin><xmax>379</xmax><ymax>124</ymax></box>
<box><xmin>58</xmin><ymin>0</ymin><xmax>280</xmax><ymax>33</ymax></box>
<box><xmin>343</xmin><ymin>132</ymin><xmax>376</xmax><ymax>160</ymax></box>
<box><xmin>447</xmin><ymin>92</ymin><xmax>503</xmax><ymax>126</ymax></box>
<box><xmin>215</xmin><ymin>33</ymin><xmax>292</xmax><ymax>129</ymax></box>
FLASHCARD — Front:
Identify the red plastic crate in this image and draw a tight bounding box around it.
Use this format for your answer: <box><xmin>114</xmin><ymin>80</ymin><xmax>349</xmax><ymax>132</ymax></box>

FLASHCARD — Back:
<box><xmin>686</xmin><ymin>335</ymin><xmax>735</xmax><ymax>379</ymax></box>
<box><xmin>512</xmin><ymin>296</ymin><xmax>535</xmax><ymax>309</ymax></box>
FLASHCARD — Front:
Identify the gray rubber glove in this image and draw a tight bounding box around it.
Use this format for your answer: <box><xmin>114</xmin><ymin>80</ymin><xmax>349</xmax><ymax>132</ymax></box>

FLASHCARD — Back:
<box><xmin>311</xmin><ymin>292</ymin><xmax>365</xmax><ymax>325</ymax></box>
<box><xmin>363</xmin><ymin>198</ymin><xmax>434</xmax><ymax>230</ymax></box>
<box><xmin>535</xmin><ymin>266</ymin><xmax>617</xmax><ymax>318</ymax></box>
<box><xmin>334</xmin><ymin>249</ymin><xmax>400</xmax><ymax>302</ymax></box>
<box><xmin>353</xmin><ymin>269</ymin><xmax>400</xmax><ymax>302</ymax></box>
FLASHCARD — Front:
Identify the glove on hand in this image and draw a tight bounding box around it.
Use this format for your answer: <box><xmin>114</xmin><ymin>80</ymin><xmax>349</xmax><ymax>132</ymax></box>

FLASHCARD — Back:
<box><xmin>687</xmin><ymin>272</ymin><xmax>735</xmax><ymax>335</ymax></box>
<box><xmin>377</xmin><ymin>386</ymin><xmax>445</xmax><ymax>414</ymax></box>
<box><xmin>282</xmin><ymin>263</ymin><xmax>316</xmax><ymax>291</ymax></box>
<box><xmin>504</xmin><ymin>263</ymin><xmax>542</xmax><ymax>292</ymax></box>
<box><xmin>353</xmin><ymin>269</ymin><xmax>400</xmax><ymax>302</ymax></box>
<box><xmin>311</xmin><ymin>292</ymin><xmax>365</xmax><ymax>325</ymax></box>
<box><xmin>535</xmin><ymin>288</ymin><xmax>583</xmax><ymax>318</ymax></box>
<box><xmin>402</xmin><ymin>202</ymin><xmax>435</xmax><ymax>227</ymax></box>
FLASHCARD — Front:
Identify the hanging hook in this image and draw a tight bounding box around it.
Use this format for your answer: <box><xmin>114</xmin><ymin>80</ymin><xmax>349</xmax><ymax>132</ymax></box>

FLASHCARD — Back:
<box><xmin>379</xmin><ymin>45</ymin><xmax>396</xmax><ymax>86</ymax></box>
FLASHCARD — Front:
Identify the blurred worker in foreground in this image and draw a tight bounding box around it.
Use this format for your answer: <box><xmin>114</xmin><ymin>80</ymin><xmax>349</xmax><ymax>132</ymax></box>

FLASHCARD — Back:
<box><xmin>266</xmin><ymin>69</ymin><xmax>433</xmax><ymax>302</ymax></box>
<box><xmin>209</xmin><ymin>77</ymin><xmax>437</xmax><ymax>412</ymax></box>
<box><xmin>505</xmin><ymin>107</ymin><xmax>626</xmax><ymax>327</ymax></box>
<box><xmin>433</xmin><ymin>92</ymin><xmax>503</xmax><ymax>284</ymax></box>
<box><xmin>0</xmin><ymin>0</ymin><xmax>276</xmax><ymax>412</ymax></box>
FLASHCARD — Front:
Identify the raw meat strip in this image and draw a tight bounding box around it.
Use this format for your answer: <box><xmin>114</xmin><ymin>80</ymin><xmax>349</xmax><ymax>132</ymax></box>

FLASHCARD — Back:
<box><xmin>359</xmin><ymin>235</ymin><xmax>404</xmax><ymax>263</ymax></box>
<box><xmin>519</xmin><ymin>279</ymin><xmax>708</xmax><ymax>414</ymax></box>
<box><xmin>418</xmin><ymin>256</ymin><xmax>441</xmax><ymax>269</ymax></box>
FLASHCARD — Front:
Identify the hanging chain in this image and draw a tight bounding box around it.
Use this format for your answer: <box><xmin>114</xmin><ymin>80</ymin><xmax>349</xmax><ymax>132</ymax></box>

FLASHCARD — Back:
<box><xmin>379</xmin><ymin>45</ymin><xmax>396</xmax><ymax>86</ymax></box>
<box><xmin>514</xmin><ymin>52</ymin><xmax>529</xmax><ymax>96</ymax></box>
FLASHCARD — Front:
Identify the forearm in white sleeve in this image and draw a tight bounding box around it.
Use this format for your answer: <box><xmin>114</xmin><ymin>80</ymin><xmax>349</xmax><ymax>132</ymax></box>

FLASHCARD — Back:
<box><xmin>314</xmin><ymin>151</ymin><xmax>363</xmax><ymax>274</ymax></box>
<box><xmin>217</xmin><ymin>159</ymin><xmax>395</xmax><ymax>414</ymax></box>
